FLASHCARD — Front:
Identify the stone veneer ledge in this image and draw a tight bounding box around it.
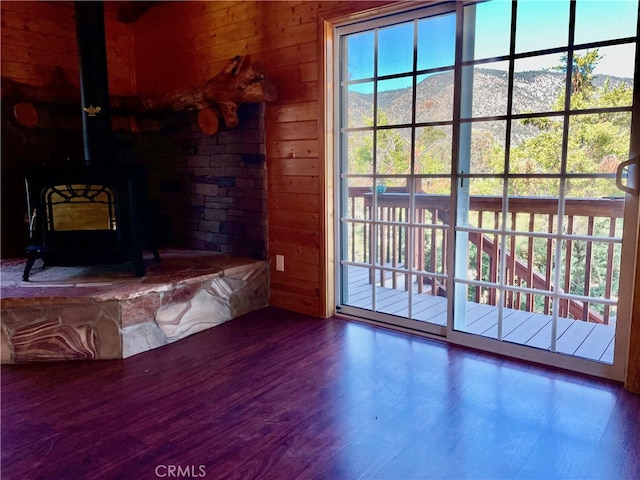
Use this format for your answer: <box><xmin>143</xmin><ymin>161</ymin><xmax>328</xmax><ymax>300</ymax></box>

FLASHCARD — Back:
<box><xmin>0</xmin><ymin>250</ymin><xmax>269</xmax><ymax>363</ymax></box>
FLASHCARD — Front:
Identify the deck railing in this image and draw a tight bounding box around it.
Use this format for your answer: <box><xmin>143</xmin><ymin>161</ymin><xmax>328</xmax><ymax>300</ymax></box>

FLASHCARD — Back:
<box><xmin>347</xmin><ymin>186</ymin><xmax>624</xmax><ymax>324</ymax></box>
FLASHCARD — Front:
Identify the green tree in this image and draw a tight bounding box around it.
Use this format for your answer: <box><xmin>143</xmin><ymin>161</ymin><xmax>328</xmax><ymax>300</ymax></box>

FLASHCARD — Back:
<box><xmin>471</xmin><ymin>50</ymin><xmax>631</xmax><ymax>311</ymax></box>
<box><xmin>506</xmin><ymin>49</ymin><xmax>632</xmax><ymax>197</ymax></box>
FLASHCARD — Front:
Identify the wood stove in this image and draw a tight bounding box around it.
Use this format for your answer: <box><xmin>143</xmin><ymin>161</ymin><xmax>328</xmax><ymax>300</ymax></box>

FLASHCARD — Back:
<box><xmin>21</xmin><ymin>2</ymin><xmax>159</xmax><ymax>280</ymax></box>
<box><xmin>22</xmin><ymin>163</ymin><xmax>159</xmax><ymax>281</ymax></box>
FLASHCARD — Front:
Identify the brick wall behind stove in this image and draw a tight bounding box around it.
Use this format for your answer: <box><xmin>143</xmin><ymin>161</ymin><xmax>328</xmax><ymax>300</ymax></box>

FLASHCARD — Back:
<box><xmin>139</xmin><ymin>103</ymin><xmax>267</xmax><ymax>260</ymax></box>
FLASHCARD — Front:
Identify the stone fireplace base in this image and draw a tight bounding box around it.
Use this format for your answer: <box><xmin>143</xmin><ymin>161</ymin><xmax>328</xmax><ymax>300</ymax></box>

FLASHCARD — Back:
<box><xmin>0</xmin><ymin>250</ymin><xmax>269</xmax><ymax>363</ymax></box>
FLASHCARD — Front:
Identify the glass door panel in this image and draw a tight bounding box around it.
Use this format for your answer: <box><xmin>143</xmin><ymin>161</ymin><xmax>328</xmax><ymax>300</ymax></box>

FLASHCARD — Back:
<box><xmin>452</xmin><ymin>0</ymin><xmax>638</xmax><ymax>375</ymax></box>
<box><xmin>337</xmin><ymin>4</ymin><xmax>456</xmax><ymax>334</ymax></box>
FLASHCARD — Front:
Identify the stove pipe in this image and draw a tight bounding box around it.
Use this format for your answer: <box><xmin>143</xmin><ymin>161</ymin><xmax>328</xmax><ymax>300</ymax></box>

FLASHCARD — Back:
<box><xmin>74</xmin><ymin>1</ymin><xmax>112</xmax><ymax>165</ymax></box>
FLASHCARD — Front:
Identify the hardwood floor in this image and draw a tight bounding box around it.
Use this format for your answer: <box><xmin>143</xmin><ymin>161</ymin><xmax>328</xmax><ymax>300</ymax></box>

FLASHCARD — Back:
<box><xmin>2</xmin><ymin>307</ymin><xmax>639</xmax><ymax>480</ymax></box>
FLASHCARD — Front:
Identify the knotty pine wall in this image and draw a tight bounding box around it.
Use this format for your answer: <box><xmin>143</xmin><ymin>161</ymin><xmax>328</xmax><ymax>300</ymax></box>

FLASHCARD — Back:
<box><xmin>131</xmin><ymin>0</ymin><xmax>395</xmax><ymax>316</ymax></box>
<box><xmin>1</xmin><ymin>1</ymin><xmax>134</xmax><ymax>95</ymax></box>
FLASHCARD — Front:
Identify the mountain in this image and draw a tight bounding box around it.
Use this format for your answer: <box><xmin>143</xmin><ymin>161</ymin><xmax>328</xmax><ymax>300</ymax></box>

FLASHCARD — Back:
<box><xmin>347</xmin><ymin>69</ymin><xmax>632</xmax><ymax>145</ymax></box>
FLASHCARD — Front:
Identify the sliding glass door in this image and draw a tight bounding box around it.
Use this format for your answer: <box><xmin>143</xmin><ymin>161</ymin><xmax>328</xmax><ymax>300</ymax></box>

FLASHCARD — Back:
<box><xmin>336</xmin><ymin>3</ymin><xmax>457</xmax><ymax>335</ymax></box>
<box><xmin>335</xmin><ymin>0</ymin><xmax>639</xmax><ymax>379</ymax></box>
<box><xmin>452</xmin><ymin>0</ymin><xmax>639</xmax><ymax>376</ymax></box>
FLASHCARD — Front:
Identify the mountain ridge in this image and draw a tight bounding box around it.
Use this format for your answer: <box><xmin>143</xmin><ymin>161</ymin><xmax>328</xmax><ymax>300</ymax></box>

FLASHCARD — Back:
<box><xmin>347</xmin><ymin>69</ymin><xmax>632</xmax><ymax>128</ymax></box>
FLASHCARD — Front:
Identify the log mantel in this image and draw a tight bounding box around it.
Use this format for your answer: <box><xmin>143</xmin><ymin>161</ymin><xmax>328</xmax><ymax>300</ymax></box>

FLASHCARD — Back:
<box><xmin>2</xmin><ymin>55</ymin><xmax>278</xmax><ymax>136</ymax></box>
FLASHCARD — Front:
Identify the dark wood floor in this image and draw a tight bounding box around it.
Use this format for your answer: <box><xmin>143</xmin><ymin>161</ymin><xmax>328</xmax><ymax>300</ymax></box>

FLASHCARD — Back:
<box><xmin>2</xmin><ymin>307</ymin><xmax>639</xmax><ymax>480</ymax></box>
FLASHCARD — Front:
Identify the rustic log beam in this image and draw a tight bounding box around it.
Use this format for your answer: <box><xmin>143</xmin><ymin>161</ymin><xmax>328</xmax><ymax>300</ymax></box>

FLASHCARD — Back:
<box><xmin>2</xmin><ymin>67</ymin><xmax>82</xmax><ymax>129</ymax></box>
<box><xmin>2</xmin><ymin>55</ymin><xmax>277</xmax><ymax>136</ymax></box>
<box><xmin>197</xmin><ymin>108</ymin><xmax>221</xmax><ymax>136</ymax></box>
<box><xmin>1</xmin><ymin>68</ymin><xmax>79</xmax><ymax>104</ymax></box>
<box><xmin>135</xmin><ymin>55</ymin><xmax>278</xmax><ymax>134</ymax></box>
<box><xmin>13</xmin><ymin>103</ymin><xmax>39</xmax><ymax>128</ymax></box>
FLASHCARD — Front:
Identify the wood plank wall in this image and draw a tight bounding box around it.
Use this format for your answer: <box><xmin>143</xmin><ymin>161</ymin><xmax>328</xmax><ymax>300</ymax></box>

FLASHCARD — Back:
<box><xmin>132</xmin><ymin>1</ymin><xmax>393</xmax><ymax>316</ymax></box>
<box><xmin>0</xmin><ymin>0</ymin><xmax>135</xmax><ymax>96</ymax></box>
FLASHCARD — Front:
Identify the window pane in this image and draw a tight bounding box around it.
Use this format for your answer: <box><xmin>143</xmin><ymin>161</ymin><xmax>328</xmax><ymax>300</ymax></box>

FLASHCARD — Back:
<box><xmin>461</xmin><ymin>120</ymin><xmax>506</xmax><ymax>174</ymax></box>
<box><xmin>373</xmin><ymin>216</ymin><xmax>408</xmax><ymax>270</ymax></box>
<box><xmin>414</xmin><ymin>225</ymin><xmax>447</xmax><ymax>275</ymax></box>
<box><xmin>505</xmin><ymin>307</ymin><xmax>553</xmax><ymax>349</ymax></box>
<box><xmin>378</xmin><ymin>22</ymin><xmax>414</xmax><ymax>76</ymax></box>
<box><xmin>373</xmin><ymin>180</ymin><xmax>409</xmax><ymax>225</ymax></box>
<box><xmin>462</xmin><ymin>0</ymin><xmax>512</xmax><ymax>61</ymax></box>
<box><xmin>346</xmin><ymin>130</ymin><xmax>373</xmax><ymax>174</ymax></box>
<box><xmin>377</xmin><ymin>77</ymin><xmax>413</xmax><ymax>126</ymax></box>
<box><xmin>575</xmin><ymin>0</ymin><xmax>639</xmax><ymax>45</ymax></box>
<box><xmin>375</xmin><ymin>176</ymin><xmax>408</xmax><ymax>191</ymax></box>
<box><xmin>502</xmin><ymin>234</ymin><xmax>556</xmax><ymax>294</ymax></box>
<box><xmin>346</xmin><ymin>31</ymin><xmax>374</xmax><ymax>81</ymax></box>
<box><xmin>488</xmin><ymin>303</ymin><xmax>543</xmax><ymax>339</ymax></box>
<box><xmin>566</xmin><ymin>178</ymin><xmax>624</xmax><ymax>208</ymax></box>
<box><xmin>377</xmin><ymin>271</ymin><xmax>410</xmax><ymax>315</ymax></box>
<box><xmin>469</xmin><ymin>177</ymin><xmax>505</xmax><ymax>204</ymax></box>
<box><xmin>468</xmin><ymin>232</ymin><xmax>503</xmax><ymax>284</ymax></box>
<box><xmin>417</xmin><ymin>12</ymin><xmax>456</xmax><ymax>70</ymax></box>
<box><xmin>376</xmin><ymin>128</ymin><xmax>411</xmax><ymax>174</ymax></box>
<box><xmin>507</xmin><ymin>178</ymin><xmax>560</xmax><ymax>213</ymax></box>
<box><xmin>344</xmin><ymin>221</ymin><xmax>369</xmax><ymax>263</ymax></box>
<box><xmin>454</xmin><ymin>286</ymin><xmax>502</xmax><ymax>332</ymax></box>
<box><xmin>516</xmin><ymin>0</ymin><xmax>570</xmax><ymax>54</ymax></box>
<box><xmin>566</xmin><ymin>112</ymin><xmax>632</xmax><ymax>173</ymax></box>
<box><xmin>416</xmin><ymin>71</ymin><xmax>454</xmax><ymax>123</ymax></box>
<box><xmin>343</xmin><ymin>265</ymin><xmax>373</xmax><ymax>309</ymax></box>
<box><xmin>413</xmin><ymin>273</ymin><xmax>448</xmax><ymax>325</ymax></box>
<box><xmin>570</xmin><ymin>45</ymin><xmax>636</xmax><ymax>110</ymax></box>
<box><xmin>48</xmin><ymin>185</ymin><xmax>114</xmax><ymax>231</ymax></box>
<box><xmin>561</xmin><ymin>314</ymin><xmax>616</xmax><ymax>363</ymax></box>
<box><xmin>579</xmin><ymin>248</ymin><xmax>621</xmax><ymax>306</ymax></box>
<box><xmin>415</xmin><ymin>126</ymin><xmax>452</xmax><ymax>174</ymax></box>
<box><xmin>346</xmin><ymin>178</ymin><xmax>373</xmax><ymax>221</ymax></box>
<box><xmin>346</xmin><ymin>84</ymin><xmax>374</xmax><ymax>128</ymax></box>
<box><xmin>417</xmin><ymin>177</ymin><xmax>451</xmax><ymax>199</ymax></box>
<box><xmin>559</xmin><ymin>179</ymin><xmax>622</xmax><ymax>322</ymax></box>
<box><xmin>510</xmin><ymin>116</ymin><xmax>564</xmax><ymax>174</ymax></box>
<box><xmin>461</xmin><ymin>62</ymin><xmax>510</xmax><ymax>118</ymax></box>
<box><xmin>512</xmin><ymin>53</ymin><xmax>566</xmax><ymax>114</ymax></box>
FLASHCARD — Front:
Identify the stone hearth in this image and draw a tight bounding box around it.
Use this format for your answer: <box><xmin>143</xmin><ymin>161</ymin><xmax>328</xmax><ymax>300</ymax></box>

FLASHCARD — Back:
<box><xmin>0</xmin><ymin>250</ymin><xmax>269</xmax><ymax>363</ymax></box>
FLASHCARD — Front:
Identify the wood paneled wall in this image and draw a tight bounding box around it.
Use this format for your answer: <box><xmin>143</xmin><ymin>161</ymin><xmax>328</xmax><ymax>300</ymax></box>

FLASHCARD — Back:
<box><xmin>132</xmin><ymin>1</ymin><xmax>393</xmax><ymax>316</ymax></box>
<box><xmin>0</xmin><ymin>0</ymin><xmax>135</xmax><ymax>95</ymax></box>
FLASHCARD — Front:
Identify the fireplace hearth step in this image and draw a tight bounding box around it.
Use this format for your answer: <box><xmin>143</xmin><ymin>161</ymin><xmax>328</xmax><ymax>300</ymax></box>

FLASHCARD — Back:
<box><xmin>22</xmin><ymin>244</ymin><xmax>161</xmax><ymax>281</ymax></box>
<box><xmin>1</xmin><ymin>250</ymin><xmax>269</xmax><ymax>363</ymax></box>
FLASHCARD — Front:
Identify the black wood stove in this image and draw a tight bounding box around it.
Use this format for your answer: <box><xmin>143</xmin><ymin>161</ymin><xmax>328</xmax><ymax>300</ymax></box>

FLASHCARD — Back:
<box><xmin>22</xmin><ymin>2</ymin><xmax>159</xmax><ymax>281</ymax></box>
<box><xmin>22</xmin><ymin>163</ymin><xmax>159</xmax><ymax>281</ymax></box>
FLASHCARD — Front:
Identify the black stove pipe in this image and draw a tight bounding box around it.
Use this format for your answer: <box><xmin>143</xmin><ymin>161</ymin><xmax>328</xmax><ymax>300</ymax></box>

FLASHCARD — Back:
<box><xmin>74</xmin><ymin>1</ymin><xmax>112</xmax><ymax>165</ymax></box>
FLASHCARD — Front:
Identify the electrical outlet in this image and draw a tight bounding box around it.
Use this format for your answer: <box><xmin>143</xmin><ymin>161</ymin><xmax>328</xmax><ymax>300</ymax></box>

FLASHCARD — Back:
<box><xmin>276</xmin><ymin>255</ymin><xmax>285</xmax><ymax>272</ymax></box>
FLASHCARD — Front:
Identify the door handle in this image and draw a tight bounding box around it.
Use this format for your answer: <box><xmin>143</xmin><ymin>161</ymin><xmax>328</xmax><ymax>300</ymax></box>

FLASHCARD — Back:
<box><xmin>616</xmin><ymin>155</ymin><xmax>639</xmax><ymax>195</ymax></box>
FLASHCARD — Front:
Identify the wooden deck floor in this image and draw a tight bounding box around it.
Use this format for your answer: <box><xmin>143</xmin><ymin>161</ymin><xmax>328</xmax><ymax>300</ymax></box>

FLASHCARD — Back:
<box><xmin>344</xmin><ymin>266</ymin><xmax>616</xmax><ymax>364</ymax></box>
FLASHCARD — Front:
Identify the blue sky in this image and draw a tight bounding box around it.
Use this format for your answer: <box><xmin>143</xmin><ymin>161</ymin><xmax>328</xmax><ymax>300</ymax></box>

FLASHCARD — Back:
<box><xmin>346</xmin><ymin>0</ymin><xmax>638</xmax><ymax>93</ymax></box>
